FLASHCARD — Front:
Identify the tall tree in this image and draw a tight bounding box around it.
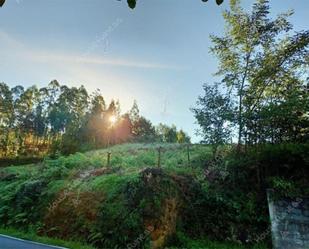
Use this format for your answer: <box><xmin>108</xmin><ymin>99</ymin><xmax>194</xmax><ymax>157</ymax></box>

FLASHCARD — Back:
<box><xmin>133</xmin><ymin>116</ymin><xmax>156</xmax><ymax>142</ymax></box>
<box><xmin>0</xmin><ymin>83</ymin><xmax>14</xmax><ymax>156</ymax></box>
<box><xmin>85</xmin><ymin>90</ymin><xmax>106</xmax><ymax>147</ymax></box>
<box><xmin>210</xmin><ymin>0</ymin><xmax>309</xmax><ymax>146</ymax></box>
<box><xmin>156</xmin><ymin>124</ymin><xmax>178</xmax><ymax>143</ymax></box>
<box><xmin>1</xmin><ymin>81</ymin><xmax>190</xmax><ymax>157</ymax></box>
<box><xmin>129</xmin><ymin>100</ymin><xmax>141</xmax><ymax>138</ymax></box>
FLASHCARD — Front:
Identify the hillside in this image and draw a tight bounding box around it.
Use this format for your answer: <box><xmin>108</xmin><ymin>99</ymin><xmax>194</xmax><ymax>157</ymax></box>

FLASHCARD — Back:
<box><xmin>0</xmin><ymin>143</ymin><xmax>269</xmax><ymax>249</ymax></box>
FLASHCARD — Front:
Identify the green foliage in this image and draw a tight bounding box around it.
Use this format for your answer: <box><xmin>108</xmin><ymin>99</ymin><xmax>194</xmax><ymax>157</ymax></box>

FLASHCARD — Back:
<box><xmin>0</xmin><ymin>179</ymin><xmax>45</xmax><ymax>227</ymax></box>
<box><xmin>0</xmin><ymin>82</ymin><xmax>190</xmax><ymax>158</ymax></box>
<box><xmin>205</xmin><ymin>143</ymin><xmax>309</xmax><ymax>243</ymax></box>
<box><xmin>226</xmin><ymin>143</ymin><xmax>309</xmax><ymax>192</ymax></box>
<box><xmin>195</xmin><ymin>0</ymin><xmax>309</xmax><ymax>146</ymax></box>
<box><xmin>166</xmin><ymin>232</ymin><xmax>267</xmax><ymax>249</ymax></box>
<box><xmin>132</xmin><ymin>116</ymin><xmax>157</xmax><ymax>143</ymax></box>
<box><xmin>192</xmin><ymin>84</ymin><xmax>233</xmax><ymax>155</ymax></box>
<box><xmin>271</xmin><ymin>177</ymin><xmax>299</xmax><ymax>197</ymax></box>
<box><xmin>3</xmin><ymin>142</ymin><xmax>306</xmax><ymax>248</ymax></box>
<box><xmin>0</xmin><ymin>143</ymin><xmax>212</xmax><ymax>248</ymax></box>
<box><xmin>177</xmin><ymin>173</ymin><xmax>269</xmax><ymax>244</ymax></box>
<box><xmin>156</xmin><ymin>124</ymin><xmax>191</xmax><ymax>144</ymax></box>
<box><xmin>93</xmin><ymin>186</ymin><xmax>145</xmax><ymax>247</ymax></box>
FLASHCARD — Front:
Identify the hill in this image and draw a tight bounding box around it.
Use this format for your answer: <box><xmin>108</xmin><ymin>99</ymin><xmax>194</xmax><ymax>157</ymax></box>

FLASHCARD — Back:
<box><xmin>0</xmin><ymin>143</ymin><xmax>267</xmax><ymax>249</ymax></box>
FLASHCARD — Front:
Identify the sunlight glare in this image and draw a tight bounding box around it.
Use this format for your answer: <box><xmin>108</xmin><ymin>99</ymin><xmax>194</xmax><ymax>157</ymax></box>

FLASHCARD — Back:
<box><xmin>109</xmin><ymin>115</ymin><xmax>117</xmax><ymax>125</ymax></box>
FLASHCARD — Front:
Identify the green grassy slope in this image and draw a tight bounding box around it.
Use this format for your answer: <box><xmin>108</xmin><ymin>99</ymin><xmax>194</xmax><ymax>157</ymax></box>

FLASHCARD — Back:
<box><xmin>0</xmin><ymin>143</ymin><xmax>267</xmax><ymax>249</ymax></box>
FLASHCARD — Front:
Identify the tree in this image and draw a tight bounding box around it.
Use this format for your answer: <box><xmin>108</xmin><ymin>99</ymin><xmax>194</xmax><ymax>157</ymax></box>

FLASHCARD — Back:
<box><xmin>192</xmin><ymin>84</ymin><xmax>233</xmax><ymax>156</ymax></box>
<box><xmin>210</xmin><ymin>0</ymin><xmax>309</xmax><ymax>146</ymax></box>
<box><xmin>133</xmin><ymin>117</ymin><xmax>156</xmax><ymax>142</ymax></box>
<box><xmin>14</xmin><ymin>85</ymin><xmax>40</xmax><ymax>155</ymax></box>
<box><xmin>129</xmin><ymin>100</ymin><xmax>140</xmax><ymax>137</ymax></box>
<box><xmin>156</xmin><ymin>123</ymin><xmax>178</xmax><ymax>143</ymax></box>
<box><xmin>1</xmin><ymin>81</ymin><xmax>190</xmax><ymax>158</ymax></box>
<box><xmin>115</xmin><ymin>113</ymin><xmax>133</xmax><ymax>143</ymax></box>
<box><xmin>60</xmin><ymin>86</ymin><xmax>89</xmax><ymax>154</ymax></box>
<box><xmin>84</xmin><ymin>90</ymin><xmax>106</xmax><ymax>147</ymax></box>
<box><xmin>246</xmin><ymin>78</ymin><xmax>309</xmax><ymax>144</ymax></box>
<box><xmin>0</xmin><ymin>83</ymin><xmax>14</xmax><ymax>156</ymax></box>
<box><xmin>104</xmin><ymin>100</ymin><xmax>119</xmax><ymax>146</ymax></box>
<box><xmin>177</xmin><ymin>129</ymin><xmax>191</xmax><ymax>144</ymax></box>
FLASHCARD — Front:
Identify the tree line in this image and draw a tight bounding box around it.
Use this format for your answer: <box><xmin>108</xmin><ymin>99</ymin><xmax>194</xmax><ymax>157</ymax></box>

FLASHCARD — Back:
<box><xmin>192</xmin><ymin>0</ymin><xmax>309</xmax><ymax>155</ymax></box>
<box><xmin>0</xmin><ymin>80</ymin><xmax>190</xmax><ymax>158</ymax></box>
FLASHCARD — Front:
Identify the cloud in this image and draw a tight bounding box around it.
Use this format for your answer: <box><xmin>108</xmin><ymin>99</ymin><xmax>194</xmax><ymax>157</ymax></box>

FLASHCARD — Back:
<box><xmin>0</xmin><ymin>30</ymin><xmax>181</xmax><ymax>70</ymax></box>
<box><xmin>31</xmin><ymin>51</ymin><xmax>181</xmax><ymax>70</ymax></box>
<box><xmin>0</xmin><ymin>30</ymin><xmax>186</xmax><ymax>125</ymax></box>
<box><xmin>0</xmin><ymin>30</ymin><xmax>24</xmax><ymax>49</ymax></box>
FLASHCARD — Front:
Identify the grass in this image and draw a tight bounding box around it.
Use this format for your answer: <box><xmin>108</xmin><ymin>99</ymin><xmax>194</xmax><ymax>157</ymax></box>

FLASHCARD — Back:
<box><xmin>0</xmin><ymin>227</ymin><xmax>267</xmax><ymax>249</ymax></box>
<box><xmin>0</xmin><ymin>143</ymin><xmax>211</xmax><ymax>198</ymax></box>
<box><xmin>187</xmin><ymin>240</ymin><xmax>268</xmax><ymax>249</ymax></box>
<box><xmin>0</xmin><ymin>227</ymin><xmax>95</xmax><ymax>249</ymax></box>
<box><xmin>86</xmin><ymin>143</ymin><xmax>212</xmax><ymax>168</ymax></box>
<box><xmin>0</xmin><ymin>143</ymin><xmax>269</xmax><ymax>249</ymax></box>
<box><xmin>166</xmin><ymin>234</ymin><xmax>268</xmax><ymax>249</ymax></box>
<box><xmin>1</xmin><ymin>143</ymin><xmax>212</xmax><ymax>178</ymax></box>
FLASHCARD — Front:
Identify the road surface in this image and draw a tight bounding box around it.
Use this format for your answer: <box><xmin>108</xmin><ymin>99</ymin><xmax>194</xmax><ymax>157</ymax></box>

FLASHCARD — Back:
<box><xmin>0</xmin><ymin>234</ymin><xmax>67</xmax><ymax>249</ymax></box>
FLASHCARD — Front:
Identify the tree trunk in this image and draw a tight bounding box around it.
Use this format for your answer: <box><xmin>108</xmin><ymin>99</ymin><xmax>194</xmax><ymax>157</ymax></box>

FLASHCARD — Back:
<box><xmin>237</xmin><ymin>52</ymin><xmax>251</xmax><ymax>151</ymax></box>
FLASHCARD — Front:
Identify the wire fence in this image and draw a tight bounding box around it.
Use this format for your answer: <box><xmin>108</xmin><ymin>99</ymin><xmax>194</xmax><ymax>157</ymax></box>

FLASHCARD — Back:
<box><xmin>103</xmin><ymin>143</ymin><xmax>202</xmax><ymax>168</ymax></box>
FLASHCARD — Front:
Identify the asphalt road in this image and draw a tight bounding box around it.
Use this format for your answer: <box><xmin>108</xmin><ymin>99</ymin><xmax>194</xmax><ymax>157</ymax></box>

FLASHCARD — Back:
<box><xmin>0</xmin><ymin>235</ymin><xmax>67</xmax><ymax>249</ymax></box>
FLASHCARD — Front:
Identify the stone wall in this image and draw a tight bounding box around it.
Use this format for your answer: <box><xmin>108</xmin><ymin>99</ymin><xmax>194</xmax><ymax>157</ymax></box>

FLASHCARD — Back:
<box><xmin>267</xmin><ymin>190</ymin><xmax>309</xmax><ymax>249</ymax></box>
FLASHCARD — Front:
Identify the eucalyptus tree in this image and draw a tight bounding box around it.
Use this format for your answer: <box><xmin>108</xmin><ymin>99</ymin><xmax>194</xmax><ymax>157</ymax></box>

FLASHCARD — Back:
<box><xmin>32</xmin><ymin>87</ymin><xmax>49</xmax><ymax>148</ymax></box>
<box><xmin>84</xmin><ymin>90</ymin><xmax>107</xmax><ymax>146</ymax></box>
<box><xmin>129</xmin><ymin>100</ymin><xmax>141</xmax><ymax>137</ymax></box>
<box><xmin>58</xmin><ymin>85</ymin><xmax>89</xmax><ymax>154</ymax></box>
<box><xmin>0</xmin><ymin>83</ymin><xmax>14</xmax><ymax>156</ymax></box>
<box><xmin>13</xmin><ymin>85</ymin><xmax>40</xmax><ymax>154</ymax></box>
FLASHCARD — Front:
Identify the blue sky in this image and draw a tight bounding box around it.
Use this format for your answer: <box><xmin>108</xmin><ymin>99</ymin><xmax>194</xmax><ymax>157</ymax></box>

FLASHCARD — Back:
<box><xmin>0</xmin><ymin>0</ymin><xmax>308</xmax><ymax>142</ymax></box>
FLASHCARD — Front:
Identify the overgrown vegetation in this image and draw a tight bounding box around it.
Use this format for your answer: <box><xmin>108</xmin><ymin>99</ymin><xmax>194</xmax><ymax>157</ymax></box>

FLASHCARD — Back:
<box><xmin>0</xmin><ymin>0</ymin><xmax>308</xmax><ymax>248</ymax></box>
<box><xmin>2</xmin><ymin>142</ymin><xmax>305</xmax><ymax>248</ymax></box>
<box><xmin>3</xmin><ymin>142</ymin><xmax>306</xmax><ymax>248</ymax></box>
<box><xmin>0</xmin><ymin>144</ymin><xmax>209</xmax><ymax>248</ymax></box>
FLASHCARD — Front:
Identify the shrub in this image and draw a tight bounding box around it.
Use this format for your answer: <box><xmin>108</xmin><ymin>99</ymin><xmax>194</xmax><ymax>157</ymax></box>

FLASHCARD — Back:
<box><xmin>12</xmin><ymin>180</ymin><xmax>47</xmax><ymax>226</ymax></box>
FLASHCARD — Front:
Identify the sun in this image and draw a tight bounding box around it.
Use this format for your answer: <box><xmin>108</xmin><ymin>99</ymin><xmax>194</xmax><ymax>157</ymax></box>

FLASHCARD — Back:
<box><xmin>109</xmin><ymin>115</ymin><xmax>117</xmax><ymax>125</ymax></box>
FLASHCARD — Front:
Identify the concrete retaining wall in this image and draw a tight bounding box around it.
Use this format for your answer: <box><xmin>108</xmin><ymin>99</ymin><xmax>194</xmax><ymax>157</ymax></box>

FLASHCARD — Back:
<box><xmin>267</xmin><ymin>190</ymin><xmax>309</xmax><ymax>249</ymax></box>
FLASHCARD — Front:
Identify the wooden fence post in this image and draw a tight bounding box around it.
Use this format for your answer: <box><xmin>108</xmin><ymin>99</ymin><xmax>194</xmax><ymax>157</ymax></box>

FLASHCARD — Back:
<box><xmin>157</xmin><ymin>146</ymin><xmax>162</xmax><ymax>168</ymax></box>
<box><xmin>187</xmin><ymin>144</ymin><xmax>191</xmax><ymax>167</ymax></box>
<box><xmin>107</xmin><ymin>152</ymin><xmax>111</xmax><ymax>167</ymax></box>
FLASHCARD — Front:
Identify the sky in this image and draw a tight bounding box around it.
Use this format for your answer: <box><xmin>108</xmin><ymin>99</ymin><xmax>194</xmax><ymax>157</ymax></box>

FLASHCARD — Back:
<box><xmin>0</xmin><ymin>0</ymin><xmax>308</xmax><ymax>142</ymax></box>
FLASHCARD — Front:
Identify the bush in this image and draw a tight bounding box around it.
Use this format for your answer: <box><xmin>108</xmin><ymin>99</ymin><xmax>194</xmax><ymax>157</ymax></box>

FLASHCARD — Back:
<box><xmin>11</xmin><ymin>180</ymin><xmax>47</xmax><ymax>226</ymax></box>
